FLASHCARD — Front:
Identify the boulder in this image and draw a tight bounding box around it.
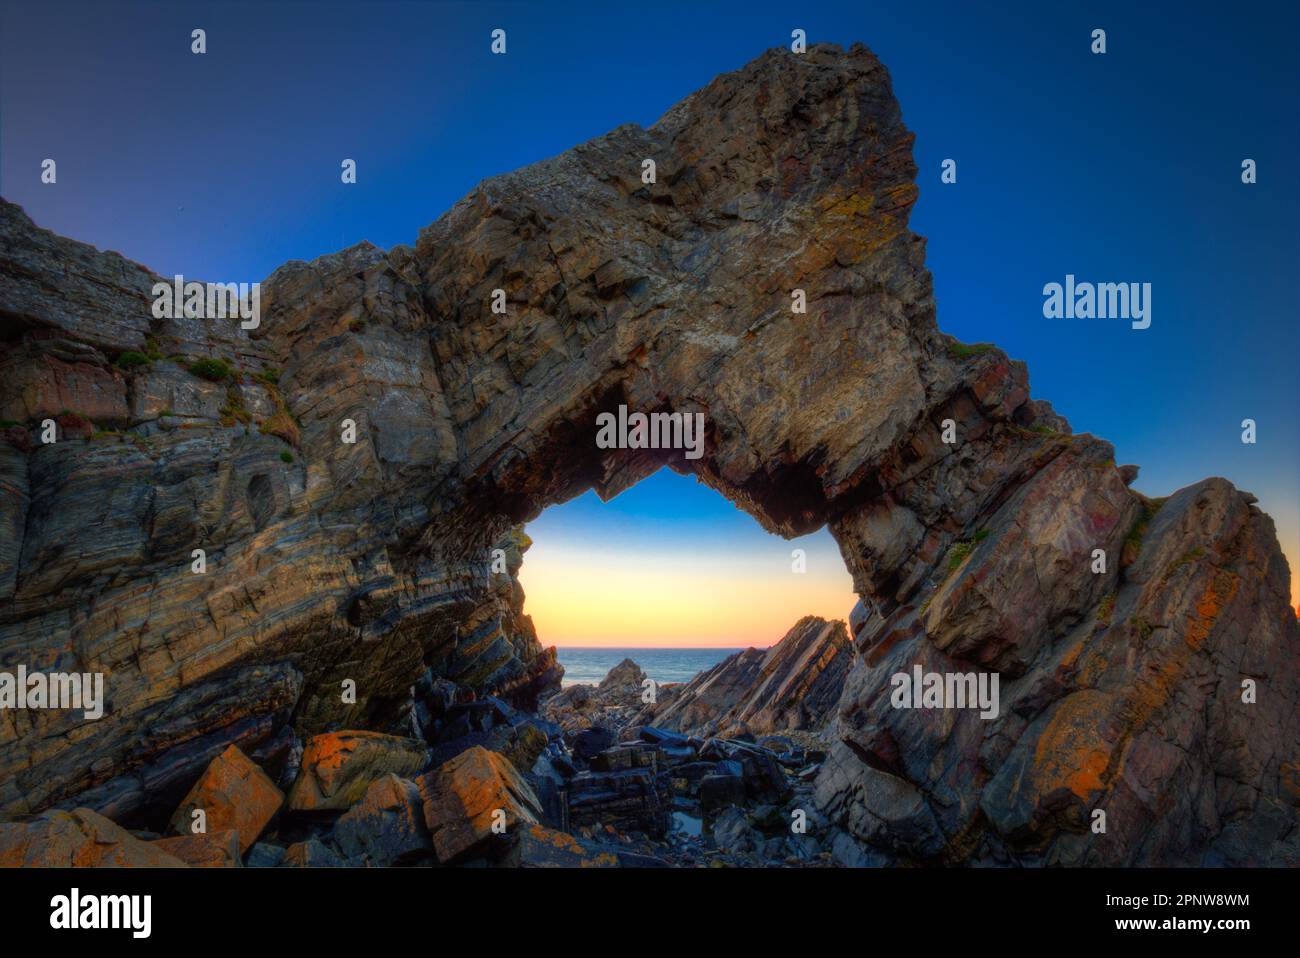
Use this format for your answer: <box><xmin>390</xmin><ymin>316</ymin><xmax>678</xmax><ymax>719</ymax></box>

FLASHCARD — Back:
<box><xmin>0</xmin><ymin>809</ymin><xmax>187</xmax><ymax>867</ymax></box>
<box><xmin>287</xmin><ymin>731</ymin><xmax>429</xmax><ymax>812</ymax></box>
<box><xmin>699</xmin><ymin>761</ymin><xmax>747</xmax><ymax>813</ymax></box>
<box><xmin>334</xmin><ymin>774</ymin><xmax>431</xmax><ymax>867</ymax></box>
<box><xmin>417</xmin><ymin>746</ymin><xmax>542</xmax><ymax>863</ymax></box>
<box><xmin>167</xmin><ymin>745</ymin><xmax>283</xmax><ymax>853</ymax></box>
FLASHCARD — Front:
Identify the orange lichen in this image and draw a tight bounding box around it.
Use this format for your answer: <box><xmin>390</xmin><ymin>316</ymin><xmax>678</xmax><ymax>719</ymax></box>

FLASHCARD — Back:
<box><xmin>1029</xmin><ymin>691</ymin><xmax>1114</xmax><ymax>801</ymax></box>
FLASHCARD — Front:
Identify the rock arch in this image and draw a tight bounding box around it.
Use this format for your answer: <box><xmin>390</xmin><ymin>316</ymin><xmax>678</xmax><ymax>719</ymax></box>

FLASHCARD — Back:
<box><xmin>0</xmin><ymin>45</ymin><xmax>1295</xmax><ymax>864</ymax></box>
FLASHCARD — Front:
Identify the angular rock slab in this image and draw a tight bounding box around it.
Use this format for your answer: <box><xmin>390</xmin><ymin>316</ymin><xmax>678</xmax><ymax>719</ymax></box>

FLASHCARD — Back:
<box><xmin>334</xmin><ymin>773</ymin><xmax>431</xmax><ymax>867</ymax></box>
<box><xmin>168</xmin><ymin>745</ymin><xmax>283</xmax><ymax>853</ymax></box>
<box><xmin>418</xmin><ymin>746</ymin><xmax>541</xmax><ymax>863</ymax></box>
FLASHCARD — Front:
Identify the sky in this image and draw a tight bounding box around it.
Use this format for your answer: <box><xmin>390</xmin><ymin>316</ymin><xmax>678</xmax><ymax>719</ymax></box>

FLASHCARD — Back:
<box><xmin>2</xmin><ymin>1</ymin><xmax>1295</xmax><ymax>646</ymax></box>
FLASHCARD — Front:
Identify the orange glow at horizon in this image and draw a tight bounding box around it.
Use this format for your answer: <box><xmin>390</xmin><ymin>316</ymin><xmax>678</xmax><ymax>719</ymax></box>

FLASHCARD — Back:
<box><xmin>518</xmin><ymin>542</ymin><xmax>858</xmax><ymax>649</ymax></box>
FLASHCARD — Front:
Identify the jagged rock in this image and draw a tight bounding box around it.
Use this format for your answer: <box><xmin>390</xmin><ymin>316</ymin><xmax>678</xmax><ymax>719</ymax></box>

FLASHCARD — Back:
<box><xmin>417</xmin><ymin>746</ymin><xmax>542</xmax><ymax>863</ymax></box>
<box><xmin>287</xmin><ymin>731</ymin><xmax>429</xmax><ymax>812</ymax></box>
<box><xmin>543</xmin><ymin>659</ymin><xmax>648</xmax><ymax>736</ymax></box>
<box><xmin>0</xmin><ymin>808</ymin><xmax>187</xmax><ymax>867</ymax></box>
<box><xmin>151</xmin><ymin>829</ymin><xmax>242</xmax><ymax>867</ymax></box>
<box><xmin>0</xmin><ymin>40</ymin><xmax>1293</xmax><ymax>869</ymax></box>
<box><xmin>640</xmin><ymin>616</ymin><xmax>852</xmax><ymax>738</ymax></box>
<box><xmin>819</xmin><ymin>474</ymin><xmax>1300</xmax><ymax>866</ymax></box>
<box><xmin>598</xmin><ymin>659</ymin><xmax>646</xmax><ymax>698</ymax></box>
<box><xmin>167</xmin><ymin>745</ymin><xmax>283</xmax><ymax>853</ymax></box>
<box><xmin>333</xmin><ymin>774</ymin><xmax>431</xmax><ymax>867</ymax></box>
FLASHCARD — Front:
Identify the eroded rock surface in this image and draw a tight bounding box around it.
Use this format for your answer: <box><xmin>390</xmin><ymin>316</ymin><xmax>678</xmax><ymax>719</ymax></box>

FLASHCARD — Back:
<box><xmin>0</xmin><ymin>41</ymin><xmax>1295</xmax><ymax>866</ymax></box>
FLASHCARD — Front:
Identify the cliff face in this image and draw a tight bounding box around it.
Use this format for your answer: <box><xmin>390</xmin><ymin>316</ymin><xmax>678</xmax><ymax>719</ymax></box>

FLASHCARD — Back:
<box><xmin>1</xmin><ymin>43</ymin><xmax>1296</xmax><ymax>865</ymax></box>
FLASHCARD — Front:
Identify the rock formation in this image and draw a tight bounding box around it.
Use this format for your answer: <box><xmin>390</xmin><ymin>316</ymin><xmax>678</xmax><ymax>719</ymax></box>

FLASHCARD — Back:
<box><xmin>637</xmin><ymin>616</ymin><xmax>852</xmax><ymax>738</ymax></box>
<box><xmin>0</xmin><ymin>42</ymin><xmax>1296</xmax><ymax>866</ymax></box>
<box><xmin>542</xmin><ymin>657</ymin><xmax>649</xmax><ymax>734</ymax></box>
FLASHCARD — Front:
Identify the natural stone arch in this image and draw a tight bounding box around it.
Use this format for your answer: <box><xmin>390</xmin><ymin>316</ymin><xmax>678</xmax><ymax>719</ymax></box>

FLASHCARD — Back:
<box><xmin>0</xmin><ymin>44</ymin><xmax>1294</xmax><ymax>865</ymax></box>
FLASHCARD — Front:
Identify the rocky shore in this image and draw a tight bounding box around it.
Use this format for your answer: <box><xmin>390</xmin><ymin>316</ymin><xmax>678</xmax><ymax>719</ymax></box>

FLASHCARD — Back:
<box><xmin>1</xmin><ymin>619</ymin><xmax>848</xmax><ymax>867</ymax></box>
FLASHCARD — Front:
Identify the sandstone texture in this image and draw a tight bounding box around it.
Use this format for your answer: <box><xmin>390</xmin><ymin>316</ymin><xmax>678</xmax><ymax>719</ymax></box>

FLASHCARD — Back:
<box><xmin>0</xmin><ymin>42</ymin><xmax>1295</xmax><ymax>867</ymax></box>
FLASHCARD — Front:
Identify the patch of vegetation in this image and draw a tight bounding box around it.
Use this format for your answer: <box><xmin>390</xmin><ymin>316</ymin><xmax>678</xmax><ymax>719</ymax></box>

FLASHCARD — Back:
<box><xmin>188</xmin><ymin>357</ymin><xmax>232</xmax><ymax>382</ymax></box>
<box><xmin>114</xmin><ymin>351</ymin><xmax>152</xmax><ymax>370</ymax></box>
<box><xmin>91</xmin><ymin>429</ymin><xmax>122</xmax><ymax>440</ymax></box>
<box><xmin>946</xmin><ymin>340</ymin><xmax>996</xmax><ymax>361</ymax></box>
<box><xmin>971</xmin><ymin>528</ymin><xmax>991</xmax><ymax>543</ymax></box>
<box><xmin>143</xmin><ymin>337</ymin><xmax>165</xmax><ymax>362</ymax></box>
<box><xmin>1122</xmin><ymin>496</ymin><xmax>1167</xmax><ymax>564</ymax></box>
<box><xmin>262</xmin><ymin>409</ymin><xmax>299</xmax><ymax>447</ymax></box>
<box><xmin>255</xmin><ymin>367</ymin><xmax>281</xmax><ymax>386</ymax></box>
<box><xmin>280</xmin><ymin>450</ymin><xmax>294</xmax><ymax>464</ymax></box>
<box><xmin>947</xmin><ymin>541</ymin><xmax>973</xmax><ymax>571</ymax></box>
<box><xmin>219</xmin><ymin>387</ymin><xmax>252</xmax><ymax>426</ymax></box>
<box><xmin>0</xmin><ymin>419</ymin><xmax>20</xmax><ymax>429</ymax></box>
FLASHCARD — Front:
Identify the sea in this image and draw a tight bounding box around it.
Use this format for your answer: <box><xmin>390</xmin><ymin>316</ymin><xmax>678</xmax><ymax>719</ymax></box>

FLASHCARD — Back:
<box><xmin>556</xmin><ymin>647</ymin><xmax>740</xmax><ymax>688</ymax></box>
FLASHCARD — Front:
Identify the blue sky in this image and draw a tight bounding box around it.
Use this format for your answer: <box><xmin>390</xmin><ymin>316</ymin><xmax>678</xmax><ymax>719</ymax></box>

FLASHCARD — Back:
<box><xmin>3</xmin><ymin>1</ymin><xmax>1295</xmax><ymax>632</ymax></box>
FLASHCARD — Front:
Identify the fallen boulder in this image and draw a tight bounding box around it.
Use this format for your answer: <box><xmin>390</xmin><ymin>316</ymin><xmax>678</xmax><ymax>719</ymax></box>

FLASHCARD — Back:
<box><xmin>287</xmin><ymin>731</ymin><xmax>429</xmax><ymax>812</ymax></box>
<box><xmin>417</xmin><ymin>746</ymin><xmax>542</xmax><ymax>863</ymax></box>
<box><xmin>167</xmin><ymin>744</ymin><xmax>283</xmax><ymax>853</ymax></box>
<box><xmin>333</xmin><ymin>773</ymin><xmax>431</xmax><ymax>867</ymax></box>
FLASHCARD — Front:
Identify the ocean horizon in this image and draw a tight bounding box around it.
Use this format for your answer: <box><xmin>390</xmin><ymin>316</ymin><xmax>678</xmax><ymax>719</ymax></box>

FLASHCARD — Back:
<box><xmin>556</xmin><ymin>646</ymin><xmax>747</xmax><ymax>688</ymax></box>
